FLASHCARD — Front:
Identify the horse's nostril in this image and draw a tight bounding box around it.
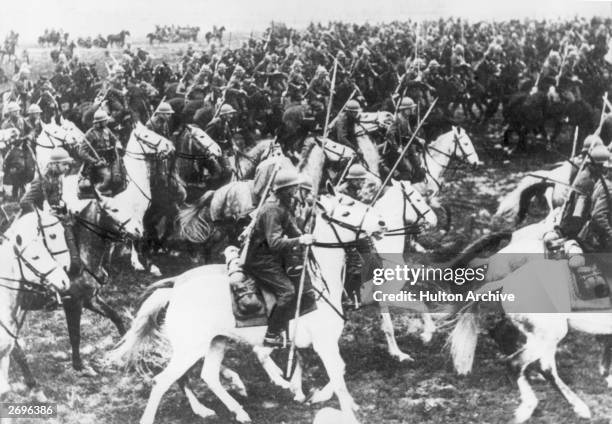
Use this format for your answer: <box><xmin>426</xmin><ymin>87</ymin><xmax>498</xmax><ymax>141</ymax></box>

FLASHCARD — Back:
<box><xmin>378</xmin><ymin>220</ymin><xmax>386</xmax><ymax>227</ymax></box>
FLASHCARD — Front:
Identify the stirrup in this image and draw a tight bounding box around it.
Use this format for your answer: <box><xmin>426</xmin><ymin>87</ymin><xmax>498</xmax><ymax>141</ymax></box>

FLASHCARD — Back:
<box><xmin>263</xmin><ymin>332</ymin><xmax>287</xmax><ymax>348</ymax></box>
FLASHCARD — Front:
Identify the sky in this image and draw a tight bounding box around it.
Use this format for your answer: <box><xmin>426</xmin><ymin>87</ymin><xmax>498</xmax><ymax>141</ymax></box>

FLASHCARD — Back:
<box><xmin>2</xmin><ymin>0</ymin><xmax>611</xmax><ymax>44</ymax></box>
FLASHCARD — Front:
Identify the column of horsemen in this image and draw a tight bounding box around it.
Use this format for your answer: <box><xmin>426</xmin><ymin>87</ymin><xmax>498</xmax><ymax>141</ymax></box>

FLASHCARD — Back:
<box><xmin>3</xmin><ymin>17</ymin><xmax>612</xmax><ymax>359</ymax></box>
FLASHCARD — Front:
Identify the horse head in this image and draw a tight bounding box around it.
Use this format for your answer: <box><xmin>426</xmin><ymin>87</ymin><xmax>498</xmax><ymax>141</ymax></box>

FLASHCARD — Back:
<box><xmin>314</xmin><ymin>137</ymin><xmax>355</xmax><ymax>163</ymax></box>
<box><xmin>451</xmin><ymin>126</ymin><xmax>482</xmax><ymax>167</ymax></box>
<box><xmin>92</xmin><ymin>188</ymin><xmax>143</xmax><ymax>239</ymax></box>
<box><xmin>6</xmin><ymin>211</ymin><xmax>70</xmax><ymax>293</ymax></box>
<box><xmin>127</xmin><ymin>122</ymin><xmax>175</xmax><ymax>158</ymax></box>
<box><xmin>36</xmin><ymin>207</ymin><xmax>72</xmax><ymax>272</ymax></box>
<box><xmin>186</xmin><ymin>124</ymin><xmax>221</xmax><ymax>158</ymax></box>
<box><xmin>398</xmin><ymin>180</ymin><xmax>437</xmax><ymax>228</ymax></box>
<box><xmin>316</xmin><ymin>188</ymin><xmax>387</xmax><ymax>242</ymax></box>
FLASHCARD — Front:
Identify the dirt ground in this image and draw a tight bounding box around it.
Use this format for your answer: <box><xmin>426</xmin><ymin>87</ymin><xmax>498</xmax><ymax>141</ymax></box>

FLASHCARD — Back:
<box><xmin>2</xmin><ymin>42</ymin><xmax>612</xmax><ymax>424</ymax></box>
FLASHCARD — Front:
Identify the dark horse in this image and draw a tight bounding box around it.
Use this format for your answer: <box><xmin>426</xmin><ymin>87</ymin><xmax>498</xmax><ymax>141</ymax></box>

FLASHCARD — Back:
<box><xmin>13</xmin><ymin>199</ymin><xmax>129</xmax><ymax>383</ymax></box>
<box><xmin>107</xmin><ymin>30</ymin><xmax>130</xmax><ymax>48</ymax></box>
<box><xmin>3</xmin><ymin>140</ymin><xmax>35</xmax><ymax>199</ymax></box>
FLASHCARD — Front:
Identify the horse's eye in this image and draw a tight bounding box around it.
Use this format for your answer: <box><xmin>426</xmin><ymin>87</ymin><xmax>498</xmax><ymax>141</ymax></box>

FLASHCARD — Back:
<box><xmin>32</xmin><ymin>256</ymin><xmax>40</xmax><ymax>260</ymax></box>
<box><xmin>111</xmin><ymin>208</ymin><xmax>119</xmax><ymax>213</ymax></box>
<box><xmin>341</xmin><ymin>211</ymin><xmax>350</xmax><ymax>217</ymax></box>
<box><xmin>50</xmin><ymin>234</ymin><xmax>57</xmax><ymax>240</ymax></box>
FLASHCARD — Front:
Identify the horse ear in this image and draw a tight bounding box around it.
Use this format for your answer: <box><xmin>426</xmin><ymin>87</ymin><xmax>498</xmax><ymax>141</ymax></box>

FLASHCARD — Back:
<box><xmin>15</xmin><ymin>234</ymin><xmax>22</xmax><ymax>246</ymax></box>
<box><xmin>326</xmin><ymin>180</ymin><xmax>335</xmax><ymax>196</ymax></box>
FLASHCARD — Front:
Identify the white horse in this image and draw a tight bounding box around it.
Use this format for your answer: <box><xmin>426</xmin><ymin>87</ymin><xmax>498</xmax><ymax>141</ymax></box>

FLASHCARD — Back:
<box><xmin>0</xmin><ymin>211</ymin><xmax>70</xmax><ymax>395</ymax></box>
<box><xmin>415</xmin><ymin>127</ymin><xmax>482</xmax><ymax>222</ymax></box>
<box><xmin>35</xmin><ymin>118</ymin><xmax>85</xmax><ymax>170</ymax></box>
<box><xmin>449</xmin><ymin>258</ymin><xmax>612</xmax><ymax>423</ymax></box>
<box><xmin>370</xmin><ymin>179</ymin><xmax>439</xmax><ymax>360</ymax></box>
<box><xmin>110</xmin><ymin>192</ymin><xmax>387</xmax><ymax>424</ymax></box>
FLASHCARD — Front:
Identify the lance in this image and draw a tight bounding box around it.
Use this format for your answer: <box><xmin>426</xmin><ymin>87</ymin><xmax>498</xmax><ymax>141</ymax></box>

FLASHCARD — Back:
<box><xmin>371</xmin><ymin>98</ymin><xmax>438</xmax><ymax>205</ymax></box>
<box><xmin>239</xmin><ymin>160</ymin><xmax>282</xmax><ymax>263</ymax></box>
<box><xmin>570</xmin><ymin>126</ymin><xmax>579</xmax><ymax>158</ymax></box>
<box><xmin>595</xmin><ymin>92</ymin><xmax>609</xmax><ymax>135</ymax></box>
<box><xmin>323</xmin><ymin>57</ymin><xmax>339</xmax><ymax>138</ymax></box>
<box><xmin>286</xmin><ymin>181</ymin><xmax>318</xmax><ymax>379</ymax></box>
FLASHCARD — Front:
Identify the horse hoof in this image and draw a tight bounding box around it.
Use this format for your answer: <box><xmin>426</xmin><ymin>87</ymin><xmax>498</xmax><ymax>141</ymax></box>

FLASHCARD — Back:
<box><xmin>392</xmin><ymin>352</ymin><xmax>415</xmax><ymax>363</ymax></box>
<box><xmin>234</xmin><ymin>409</ymin><xmax>251</xmax><ymax>423</ymax></box>
<box><xmin>307</xmin><ymin>387</ymin><xmax>334</xmax><ymax>404</ymax></box>
<box><xmin>78</xmin><ymin>365</ymin><xmax>98</xmax><ymax>377</ymax></box>
<box><xmin>293</xmin><ymin>392</ymin><xmax>306</xmax><ymax>403</ymax></box>
<box><xmin>513</xmin><ymin>403</ymin><xmax>536</xmax><ymax>423</ymax></box>
<box><xmin>149</xmin><ymin>265</ymin><xmax>162</xmax><ymax>277</ymax></box>
<box><xmin>573</xmin><ymin>403</ymin><xmax>591</xmax><ymax>419</ymax></box>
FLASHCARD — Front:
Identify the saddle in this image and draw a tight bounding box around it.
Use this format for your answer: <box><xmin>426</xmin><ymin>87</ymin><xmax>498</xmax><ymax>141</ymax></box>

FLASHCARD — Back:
<box><xmin>545</xmin><ymin>237</ymin><xmax>612</xmax><ymax>311</ymax></box>
<box><xmin>224</xmin><ymin>246</ymin><xmax>317</xmax><ymax>328</ymax></box>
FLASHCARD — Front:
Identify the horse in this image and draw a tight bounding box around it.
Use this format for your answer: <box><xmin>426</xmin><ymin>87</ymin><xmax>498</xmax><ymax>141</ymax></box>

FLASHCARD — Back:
<box><xmin>110</xmin><ymin>191</ymin><xmax>386</xmax><ymax>424</ymax></box>
<box><xmin>448</xmin><ymin>257</ymin><xmax>612</xmax><ymax>423</ymax></box>
<box><xmin>173</xmin><ymin>124</ymin><xmax>224</xmax><ymax>199</ymax></box>
<box><xmin>35</xmin><ymin>119</ymin><xmax>85</xmax><ymax>170</ymax></box>
<box><xmin>126</xmin><ymin>80</ymin><xmax>158</xmax><ymax>124</ymax></box>
<box><xmin>414</xmin><ymin>127</ymin><xmax>482</xmax><ymax>229</ymax></box>
<box><xmin>107</xmin><ymin>30</ymin><xmax>130</xmax><ymax>48</ymax></box>
<box><xmin>3</xmin><ymin>140</ymin><xmax>35</xmax><ymax>200</ymax></box>
<box><xmin>0</xmin><ymin>211</ymin><xmax>70</xmax><ymax>397</ymax></box>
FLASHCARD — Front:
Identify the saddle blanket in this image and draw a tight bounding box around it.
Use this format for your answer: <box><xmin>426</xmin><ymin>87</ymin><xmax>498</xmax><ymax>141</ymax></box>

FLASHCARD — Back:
<box><xmin>210</xmin><ymin>180</ymin><xmax>255</xmax><ymax>222</ymax></box>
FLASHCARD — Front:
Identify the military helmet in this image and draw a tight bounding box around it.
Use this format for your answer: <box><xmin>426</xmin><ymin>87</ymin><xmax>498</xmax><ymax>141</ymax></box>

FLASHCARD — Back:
<box><xmin>454</xmin><ymin>44</ymin><xmax>464</xmax><ymax>54</ymax></box>
<box><xmin>155</xmin><ymin>101</ymin><xmax>174</xmax><ymax>115</ymax></box>
<box><xmin>93</xmin><ymin>109</ymin><xmax>110</xmax><ymax>123</ymax></box>
<box><xmin>345</xmin><ymin>99</ymin><xmax>361</xmax><ymax>113</ymax></box>
<box><xmin>27</xmin><ymin>104</ymin><xmax>43</xmax><ymax>115</ymax></box>
<box><xmin>315</xmin><ymin>65</ymin><xmax>328</xmax><ymax>75</ymax></box>
<box><xmin>274</xmin><ymin>168</ymin><xmax>301</xmax><ymax>191</ymax></box>
<box><xmin>398</xmin><ymin>97</ymin><xmax>417</xmax><ymax>111</ymax></box>
<box><xmin>5</xmin><ymin>102</ymin><xmax>20</xmax><ymax>113</ymax></box>
<box><xmin>589</xmin><ymin>141</ymin><xmax>610</xmax><ymax>164</ymax></box>
<box><xmin>219</xmin><ymin>104</ymin><xmax>237</xmax><ymax>116</ymax></box>
<box><xmin>427</xmin><ymin>59</ymin><xmax>440</xmax><ymax>69</ymax></box>
<box><xmin>299</xmin><ymin>176</ymin><xmax>314</xmax><ymax>192</ymax></box>
<box><xmin>345</xmin><ymin>163</ymin><xmax>368</xmax><ymax>180</ymax></box>
<box><xmin>48</xmin><ymin>148</ymin><xmax>73</xmax><ymax>163</ymax></box>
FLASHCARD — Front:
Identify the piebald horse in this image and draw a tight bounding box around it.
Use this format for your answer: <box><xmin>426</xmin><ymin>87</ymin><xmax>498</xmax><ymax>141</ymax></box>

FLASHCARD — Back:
<box><xmin>111</xmin><ymin>192</ymin><xmax>387</xmax><ymax>424</ymax></box>
<box><xmin>449</xmin><ymin>257</ymin><xmax>612</xmax><ymax>423</ymax></box>
<box><xmin>0</xmin><ymin>211</ymin><xmax>70</xmax><ymax>396</ymax></box>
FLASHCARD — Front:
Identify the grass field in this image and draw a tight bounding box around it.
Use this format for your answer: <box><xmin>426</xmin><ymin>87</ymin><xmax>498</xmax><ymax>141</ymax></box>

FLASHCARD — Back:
<box><xmin>2</xmin><ymin>43</ymin><xmax>611</xmax><ymax>424</ymax></box>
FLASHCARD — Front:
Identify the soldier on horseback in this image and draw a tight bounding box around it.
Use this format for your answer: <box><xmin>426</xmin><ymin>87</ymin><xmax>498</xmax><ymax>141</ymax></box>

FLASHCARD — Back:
<box><xmin>334</xmin><ymin>99</ymin><xmax>361</xmax><ymax>150</ymax></box>
<box><xmin>24</xmin><ymin>104</ymin><xmax>43</xmax><ymax>146</ymax></box>
<box><xmin>146</xmin><ymin>101</ymin><xmax>174</xmax><ymax>139</ymax></box>
<box><xmin>384</xmin><ymin>97</ymin><xmax>426</xmax><ymax>182</ymax></box>
<box><xmin>205</xmin><ymin>103</ymin><xmax>237</xmax><ymax>154</ymax></box>
<box><xmin>243</xmin><ymin>168</ymin><xmax>315</xmax><ymax>347</ymax></box>
<box><xmin>79</xmin><ymin>109</ymin><xmax>122</xmax><ymax>197</ymax></box>
<box><xmin>307</xmin><ymin>65</ymin><xmax>330</xmax><ymax>128</ymax></box>
<box><xmin>20</xmin><ymin>148</ymin><xmax>81</xmax><ymax>275</ymax></box>
<box><xmin>1</xmin><ymin>102</ymin><xmax>25</xmax><ymax>135</ymax></box>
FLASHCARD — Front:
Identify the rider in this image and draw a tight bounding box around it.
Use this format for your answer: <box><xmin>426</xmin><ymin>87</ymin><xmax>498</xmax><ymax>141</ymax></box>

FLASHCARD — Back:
<box><xmin>79</xmin><ymin>109</ymin><xmax>122</xmax><ymax>197</ymax></box>
<box><xmin>146</xmin><ymin>101</ymin><xmax>174</xmax><ymax>139</ymax></box>
<box><xmin>243</xmin><ymin>168</ymin><xmax>315</xmax><ymax>348</ymax></box>
<box><xmin>334</xmin><ymin>99</ymin><xmax>361</xmax><ymax>150</ymax></box>
<box><xmin>276</xmin><ymin>103</ymin><xmax>316</xmax><ymax>162</ymax></box>
<box><xmin>205</xmin><ymin>103</ymin><xmax>237</xmax><ymax>154</ymax></box>
<box><xmin>1</xmin><ymin>102</ymin><xmax>26</xmax><ymax>136</ymax></box>
<box><xmin>20</xmin><ymin>148</ymin><xmax>81</xmax><ymax>275</ymax></box>
<box><xmin>24</xmin><ymin>104</ymin><xmax>43</xmax><ymax>148</ymax></box>
<box><xmin>384</xmin><ymin>97</ymin><xmax>426</xmax><ymax>183</ymax></box>
<box><xmin>336</xmin><ymin>163</ymin><xmax>382</xmax><ymax>309</ymax></box>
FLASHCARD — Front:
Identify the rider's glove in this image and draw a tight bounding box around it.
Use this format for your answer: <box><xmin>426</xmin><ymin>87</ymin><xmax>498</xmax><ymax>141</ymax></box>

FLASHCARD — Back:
<box><xmin>299</xmin><ymin>234</ymin><xmax>315</xmax><ymax>245</ymax></box>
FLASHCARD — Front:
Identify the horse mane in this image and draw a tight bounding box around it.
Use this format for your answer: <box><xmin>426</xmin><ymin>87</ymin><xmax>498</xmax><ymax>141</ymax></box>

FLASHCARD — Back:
<box><xmin>174</xmin><ymin>191</ymin><xmax>214</xmax><ymax>243</ymax></box>
<box><xmin>298</xmin><ymin>139</ymin><xmax>325</xmax><ymax>190</ymax></box>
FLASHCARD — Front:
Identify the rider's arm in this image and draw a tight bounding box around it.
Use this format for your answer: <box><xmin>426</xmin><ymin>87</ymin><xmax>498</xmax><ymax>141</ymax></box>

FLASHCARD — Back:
<box><xmin>19</xmin><ymin>178</ymin><xmax>44</xmax><ymax>212</ymax></box>
<box><xmin>78</xmin><ymin>135</ymin><xmax>99</xmax><ymax>165</ymax></box>
<box><xmin>263</xmin><ymin>207</ymin><xmax>301</xmax><ymax>252</ymax></box>
<box><xmin>590</xmin><ymin>182</ymin><xmax>612</xmax><ymax>246</ymax></box>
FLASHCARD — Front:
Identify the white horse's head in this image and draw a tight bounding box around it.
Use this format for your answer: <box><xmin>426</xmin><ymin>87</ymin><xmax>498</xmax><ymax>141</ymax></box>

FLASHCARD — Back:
<box><xmin>317</xmin><ymin>137</ymin><xmax>356</xmax><ymax>163</ymax></box>
<box><xmin>450</xmin><ymin>126</ymin><xmax>482</xmax><ymax>167</ymax></box>
<box><xmin>0</xmin><ymin>128</ymin><xmax>19</xmax><ymax>147</ymax></box>
<box><xmin>36</xmin><ymin>207</ymin><xmax>72</xmax><ymax>271</ymax></box>
<box><xmin>398</xmin><ymin>180</ymin><xmax>437</xmax><ymax>228</ymax></box>
<box><xmin>127</xmin><ymin>123</ymin><xmax>175</xmax><ymax>158</ymax></box>
<box><xmin>6</xmin><ymin>212</ymin><xmax>70</xmax><ymax>292</ymax></box>
<box><xmin>186</xmin><ymin>124</ymin><xmax>221</xmax><ymax>158</ymax></box>
<box><xmin>94</xmin><ymin>188</ymin><xmax>144</xmax><ymax>239</ymax></box>
<box><xmin>39</xmin><ymin>120</ymin><xmax>84</xmax><ymax>150</ymax></box>
<box><xmin>316</xmin><ymin>188</ymin><xmax>387</xmax><ymax>242</ymax></box>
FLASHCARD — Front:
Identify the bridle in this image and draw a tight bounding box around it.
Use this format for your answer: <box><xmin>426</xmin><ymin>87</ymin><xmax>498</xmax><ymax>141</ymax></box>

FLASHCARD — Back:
<box><xmin>383</xmin><ymin>184</ymin><xmax>435</xmax><ymax>237</ymax></box>
<box><xmin>314</xmin><ymin>196</ymin><xmax>370</xmax><ymax>249</ymax></box>
<box><xmin>33</xmin><ymin>207</ymin><xmax>69</xmax><ymax>257</ymax></box>
<box><xmin>175</xmin><ymin>127</ymin><xmax>219</xmax><ymax>161</ymax></box>
<box><xmin>423</xmin><ymin>130</ymin><xmax>477</xmax><ymax>189</ymax></box>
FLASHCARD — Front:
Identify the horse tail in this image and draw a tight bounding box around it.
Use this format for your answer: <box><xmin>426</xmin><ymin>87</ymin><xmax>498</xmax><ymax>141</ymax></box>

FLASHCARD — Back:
<box><xmin>446</xmin><ymin>302</ymin><xmax>479</xmax><ymax>375</ymax></box>
<box><xmin>107</xmin><ymin>286</ymin><xmax>172</xmax><ymax>374</ymax></box>
<box><xmin>175</xmin><ymin>190</ymin><xmax>215</xmax><ymax>243</ymax></box>
<box><xmin>138</xmin><ymin>277</ymin><xmax>175</xmax><ymax>307</ymax></box>
<box><xmin>446</xmin><ymin>231</ymin><xmax>512</xmax><ymax>269</ymax></box>
<box><xmin>516</xmin><ymin>180</ymin><xmax>551</xmax><ymax>224</ymax></box>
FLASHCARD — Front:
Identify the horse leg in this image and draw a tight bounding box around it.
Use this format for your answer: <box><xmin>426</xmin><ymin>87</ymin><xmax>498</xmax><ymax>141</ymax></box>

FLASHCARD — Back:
<box><xmin>130</xmin><ymin>240</ymin><xmax>146</xmax><ymax>272</ymax></box>
<box><xmin>140</xmin><ymin>350</ymin><xmax>204</xmax><ymax>424</ymax></box>
<box><xmin>289</xmin><ymin>359</ymin><xmax>306</xmax><ymax>402</ymax></box>
<box><xmin>220</xmin><ymin>366</ymin><xmax>248</xmax><ymax>397</ymax></box>
<box><xmin>539</xmin><ymin>345</ymin><xmax>591</xmax><ymax>419</ymax></box>
<box><xmin>63</xmin><ymin>297</ymin><xmax>92</xmax><ymax>374</ymax></box>
<box><xmin>312</xmin><ymin>337</ymin><xmax>359</xmax><ymax>421</ymax></box>
<box><xmin>11</xmin><ymin>343</ymin><xmax>47</xmax><ymax>401</ymax></box>
<box><xmin>83</xmin><ymin>295</ymin><xmax>126</xmax><ymax>335</ymax></box>
<box><xmin>420</xmin><ymin>313</ymin><xmax>436</xmax><ymax>344</ymax></box>
<box><xmin>200</xmin><ymin>338</ymin><xmax>251</xmax><ymax>423</ymax></box>
<box><xmin>252</xmin><ymin>345</ymin><xmax>292</xmax><ymax>390</ymax></box>
<box><xmin>380</xmin><ymin>311</ymin><xmax>414</xmax><ymax>362</ymax></box>
<box><xmin>177</xmin><ymin>374</ymin><xmax>216</xmax><ymax>419</ymax></box>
